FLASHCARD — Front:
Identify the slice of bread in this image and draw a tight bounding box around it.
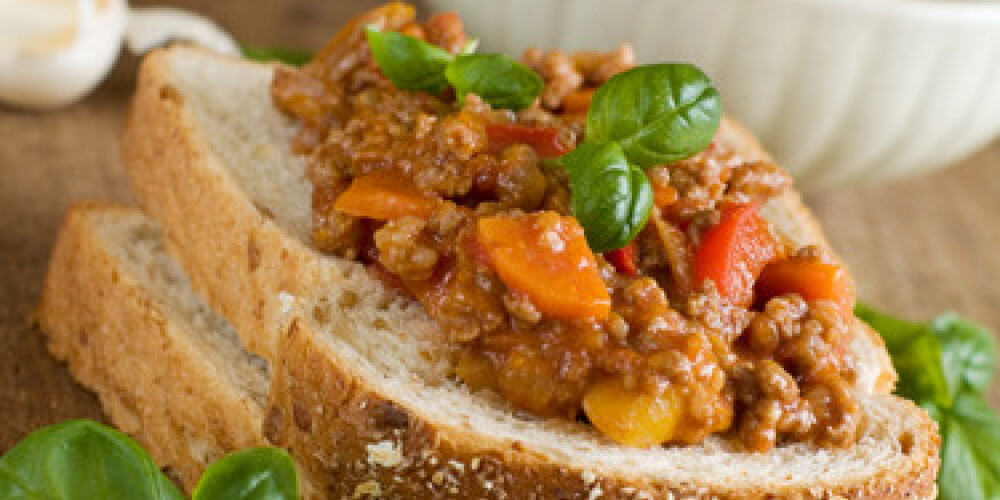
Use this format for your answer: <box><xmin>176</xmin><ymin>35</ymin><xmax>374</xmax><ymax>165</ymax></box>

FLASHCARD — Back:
<box><xmin>37</xmin><ymin>203</ymin><xmax>272</xmax><ymax>491</ymax></box>
<box><xmin>118</xmin><ymin>46</ymin><xmax>937</xmax><ymax>498</ymax></box>
<box><xmin>40</xmin><ymin>204</ymin><xmax>937</xmax><ymax>500</ymax></box>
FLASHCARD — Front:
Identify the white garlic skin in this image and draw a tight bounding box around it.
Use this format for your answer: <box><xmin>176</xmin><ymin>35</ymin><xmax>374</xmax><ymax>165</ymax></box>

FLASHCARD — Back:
<box><xmin>0</xmin><ymin>0</ymin><xmax>127</xmax><ymax>109</ymax></box>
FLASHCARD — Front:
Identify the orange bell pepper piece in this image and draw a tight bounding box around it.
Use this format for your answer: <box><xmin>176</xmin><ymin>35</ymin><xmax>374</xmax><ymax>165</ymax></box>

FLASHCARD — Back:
<box><xmin>693</xmin><ymin>203</ymin><xmax>779</xmax><ymax>307</ymax></box>
<box><xmin>562</xmin><ymin>88</ymin><xmax>595</xmax><ymax>113</ymax></box>
<box><xmin>477</xmin><ymin>212</ymin><xmax>610</xmax><ymax>320</ymax></box>
<box><xmin>485</xmin><ymin>122</ymin><xmax>571</xmax><ymax>157</ymax></box>
<box><xmin>583</xmin><ymin>377</ymin><xmax>683</xmax><ymax>447</ymax></box>
<box><xmin>756</xmin><ymin>256</ymin><xmax>855</xmax><ymax>316</ymax></box>
<box><xmin>334</xmin><ymin>171</ymin><xmax>438</xmax><ymax>220</ymax></box>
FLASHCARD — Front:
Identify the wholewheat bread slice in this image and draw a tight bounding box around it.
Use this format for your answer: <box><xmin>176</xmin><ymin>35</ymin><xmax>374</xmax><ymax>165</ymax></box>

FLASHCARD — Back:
<box><xmin>120</xmin><ymin>46</ymin><xmax>937</xmax><ymax>499</ymax></box>
<box><xmin>37</xmin><ymin>203</ymin><xmax>272</xmax><ymax>492</ymax></box>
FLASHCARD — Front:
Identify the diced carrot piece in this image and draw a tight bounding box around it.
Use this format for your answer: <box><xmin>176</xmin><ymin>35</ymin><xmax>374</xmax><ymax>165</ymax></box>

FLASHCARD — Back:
<box><xmin>477</xmin><ymin>212</ymin><xmax>610</xmax><ymax>320</ymax></box>
<box><xmin>693</xmin><ymin>203</ymin><xmax>779</xmax><ymax>307</ymax></box>
<box><xmin>652</xmin><ymin>183</ymin><xmax>679</xmax><ymax>209</ymax></box>
<box><xmin>334</xmin><ymin>171</ymin><xmax>438</xmax><ymax>220</ymax></box>
<box><xmin>485</xmin><ymin>122</ymin><xmax>570</xmax><ymax>157</ymax></box>
<box><xmin>583</xmin><ymin>377</ymin><xmax>682</xmax><ymax>447</ymax></box>
<box><xmin>756</xmin><ymin>256</ymin><xmax>855</xmax><ymax>316</ymax></box>
<box><xmin>562</xmin><ymin>88</ymin><xmax>595</xmax><ymax>113</ymax></box>
<box><xmin>604</xmin><ymin>242</ymin><xmax>639</xmax><ymax>276</ymax></box>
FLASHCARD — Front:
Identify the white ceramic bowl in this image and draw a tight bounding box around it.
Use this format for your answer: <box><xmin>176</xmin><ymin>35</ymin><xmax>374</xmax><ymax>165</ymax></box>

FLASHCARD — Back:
<box><xmin>429</xmin><ymin>0</ymin><xmax>1000</xmax><ymax>192</ymax></box>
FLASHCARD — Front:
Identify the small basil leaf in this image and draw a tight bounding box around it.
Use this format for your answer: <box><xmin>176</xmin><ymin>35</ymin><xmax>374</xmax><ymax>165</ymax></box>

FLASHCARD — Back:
<box><xmin>939</xmin><ymin>411</ymin><xmax>988</xmax><ymax>500</ymax></box>
<box><xmin>0</xmin><ymin>420</ymin><xmax>184</xmax><ymax>500</ymax></box>
<box><xmin>894</xmin><ymin>332</ymin><xmax>953</xmax><ymax>409</ymax></box>
<box><xmin>586</xmin><ymin>63</ymin><xmax>721</xmax><ymax>167</ymax></box>
<box><xmin>938</xmin><ymin>395</ymin><xmax>1000</xmax><ymax>500</ymax></box>
<box><xmin>192</xmin><ymin>448</ymin><xmax>298</xmax><ymax>500</ymax></box>
<box><xmin>445</xmin><ymin>53</ymin><xmax>543</xmax><ymax>110</ymax></box>
<box><xmin>563</xmin><ymin>140</ymin><xmax>653</xmax><ymax>252</ymax></box>
<box><xmin>931</xmin><ymin>313</ymin><xmax>997</xmax><ymax>397</ymax></box>
<box><xmin>241</xmin><ymin>46</ymin><xmax>313</xmax><ymax>66</ymax></box>
<box><xmin>854</xmin><ymin>303</ymin><xmax>927</xmax><ymax>352</ymax></box>
<box><xmin>855</xmin><ymin>303</ymin><xmax>952</xmax><ymax>407</ymax></box>
<box><xmin>365</xmin><ymin>27</ymin><xmax>453</xmax><ymax>93</ymax></box>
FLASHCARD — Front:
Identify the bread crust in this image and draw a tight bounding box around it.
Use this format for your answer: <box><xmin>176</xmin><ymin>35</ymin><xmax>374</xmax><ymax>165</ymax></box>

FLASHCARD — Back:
<box><xmin>38</xmin><ymin>203</ymin><xmax>270</xmax><ymax>491</ymax></box>
<box><xmin>270</xmin><ymin>315</ymin><xmax>939</xmax><ymax>500</ymax></box>
<box><xmin>120</xmin><ymin>47</ymin><xmax>935</xmax><ymax>499</ymax></box>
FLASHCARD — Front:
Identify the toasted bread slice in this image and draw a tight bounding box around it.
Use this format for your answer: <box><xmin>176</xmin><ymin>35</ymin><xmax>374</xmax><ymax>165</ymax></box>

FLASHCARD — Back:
<box><xmin>120</xmin><ymin>46</ymin><xmax>935</xmax><ymax>498</ymax></box>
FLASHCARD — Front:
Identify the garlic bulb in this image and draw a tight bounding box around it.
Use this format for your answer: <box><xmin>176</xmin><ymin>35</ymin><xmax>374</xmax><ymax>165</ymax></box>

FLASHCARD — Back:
<box><xmin>127</xmin><ymin>7</ymin><xmax>239</xmax><ymax>57</ymax></box>
<box><xmin>0</xmin><ymin>0</ymin><xmax>238</xmax><ymax>110</ymax></box>
<box><xmin>0</xmin><ymin>0</ymin><xmax>126</xmax><ymax>109</ymax></box>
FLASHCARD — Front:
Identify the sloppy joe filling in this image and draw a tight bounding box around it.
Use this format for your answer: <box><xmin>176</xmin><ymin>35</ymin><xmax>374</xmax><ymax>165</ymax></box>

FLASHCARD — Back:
<box><xmin>272</xmin><ymin>3</ymin><xmax>861</xmax><ymax>452</ymax></box>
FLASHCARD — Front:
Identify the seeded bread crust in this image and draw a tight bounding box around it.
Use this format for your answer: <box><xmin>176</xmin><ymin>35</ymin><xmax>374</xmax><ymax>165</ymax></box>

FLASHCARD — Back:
<box><xmin>120</xmin><ymin>46</ymin><xmax>936</xmax><ymax>499</ymax></box>
<box><xmin>269</xmin><ymin>316</ymin><xmax>938</xmax><ymax>500</ymax></box>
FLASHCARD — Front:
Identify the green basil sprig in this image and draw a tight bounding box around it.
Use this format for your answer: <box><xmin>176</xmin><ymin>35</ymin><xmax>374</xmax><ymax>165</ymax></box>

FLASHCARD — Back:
<box><xmin>560</xmin><ymin>63</ymin><xmax>721</xmax><ymax>252</ymax></box>
<box><xmin>365</xmin><ymin>29</ymin><xmax>454</xmax><ymax>93</ymax></box>
<box><xmin>587</xmin><ymin>63</ymin><xmax>721</xmax><ymax>166</ymax></box>
<box><xmin>445</xmin><ymin>53</ymin><xmax>543</xmax><ymax>110</ymax></box>
<box><xmin>563</xmin><ymin>140</ymin><xmax>652</xmax><ymax>252</ymax></box>
<box><xmin>192</xmin><ymin>448</ymin><xmax>298</xmax><ymax>500</ymax></box>
<box><xmin>856</xmin><ymin>304</ymin><xmax>999</xmax><ymax>500</ymax></box>
<box><xmin>0</xmin><ymin>420</ymin><xmax>184</xmax><ymax>500</ymax></box>
<box><xmin>0</xmin><ymin>420</ymin><xmax>299</xmax><ymax>500</ymax></box>
<box><xmin>364</xmin><ymin>27</ymin><xmax>541</xmax><ymax>110</ymax></box>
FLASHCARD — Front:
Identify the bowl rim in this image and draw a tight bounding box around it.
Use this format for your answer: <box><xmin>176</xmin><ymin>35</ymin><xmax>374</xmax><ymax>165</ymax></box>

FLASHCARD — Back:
<box><xmin>783</xmin><ymin>0</ymin><xmax>1000</xmax><ymax>22</ymax></box>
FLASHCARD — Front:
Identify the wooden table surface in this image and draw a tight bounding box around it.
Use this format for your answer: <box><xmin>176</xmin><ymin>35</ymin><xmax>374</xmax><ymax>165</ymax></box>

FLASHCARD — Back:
<box><xmin>2</xmin><ymin>0</ymin><xmax>999</xmax><ymax>453</ymax></box>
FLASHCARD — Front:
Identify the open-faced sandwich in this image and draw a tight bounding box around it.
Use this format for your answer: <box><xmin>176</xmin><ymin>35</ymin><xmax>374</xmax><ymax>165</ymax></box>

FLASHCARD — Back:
<box><xmin>38</xmin><ymin>3</ymin><xmax>939</xmax><ymax>499</ymax></box>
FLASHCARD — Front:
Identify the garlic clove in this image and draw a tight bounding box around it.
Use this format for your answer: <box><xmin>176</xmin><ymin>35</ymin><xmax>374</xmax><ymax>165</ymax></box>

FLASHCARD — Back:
<box><xmin>0</xmin><ymin>0</ymin><xmax>126</xmax><ymax>109</ymax></box>
<box><xmin>126</xmin><ymin>6</ymin><xmax>239</xmax><ymax>56</ymax></box>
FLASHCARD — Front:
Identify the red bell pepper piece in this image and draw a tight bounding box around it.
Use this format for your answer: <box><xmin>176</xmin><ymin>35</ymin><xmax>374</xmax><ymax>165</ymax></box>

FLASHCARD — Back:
<box><xmin>693</xmin><ymin>203</ymin><xmax>779</xmax><ymax>306</ymax></box>
<box><xmin>486</xmin><ymin>122</ymin><xmax>571</xmax><ymax>157</ymax></box>
<box><xmin>604</xmin><ymin>242</ymin><xmax>639</xmax><ymax>276</ymax></box>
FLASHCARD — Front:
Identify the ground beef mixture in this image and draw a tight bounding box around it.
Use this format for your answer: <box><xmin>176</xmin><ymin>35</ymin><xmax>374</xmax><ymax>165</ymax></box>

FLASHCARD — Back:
<box><xmin>272</xmin><ymin>3</ymin><xmax>861</xmax><ymax>452</ymax></box>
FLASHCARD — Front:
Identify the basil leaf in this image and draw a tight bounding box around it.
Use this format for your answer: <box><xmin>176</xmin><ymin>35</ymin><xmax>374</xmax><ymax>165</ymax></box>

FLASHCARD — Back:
<box><xmin>445</xmin><ymin>53</ymin><xmax>543</xmax><ymax>110</ymax></box>
<box><xmin>562</xmin><ymin>140</ymin><xmax>652</xmax><ymax>252</ymax></box>
<box><xmin>241</xmin><ymin>46</ymin><xmax>313</xmax><ymax>66</ymax></box>
<box><xmin>855</xmin><ymin>303</ymin><xmax>952</xmax><ymax>407</ymax></box>
<box><xmin>932</xmin><ymin>313</ymin><xmax>997</xmax><ymax>397</ymax></box>
<box><xmin>192</xmin><ymin>448</ymin><xmax>298</xmax><ymax>500</ymax></box>
<box><xmin>364</xmin><ymin>27</ymin><xmax>453</xmax><ymax>93</ymax></box>
<box><xmin>939</xmin><ymin>413</ymin><xmax>988</xmax><ymax>500</ymax></box>
<box><xmin>586</xmin><ymin>63</ymin><xmax>721</xmax><ymax>167</ymax></box>
<box><xmin>0</xmin><ymin>420</ymin><xmax>184</xmax><ymax>500</ymax></box>
<box><xmin>854</xmin><ymin>302</ymin><xmax>927</xmax><ymax>352</ymax></box>
<box><xmin>939</xmin><ymin>395</ymin><xmax>1000</xmax><ymax>500</ymax></box>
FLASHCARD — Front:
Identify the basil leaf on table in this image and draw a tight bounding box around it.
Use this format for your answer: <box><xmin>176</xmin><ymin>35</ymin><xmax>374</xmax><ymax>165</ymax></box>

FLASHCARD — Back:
<box><xmin>938</xmin><ymin>394</ymin><xmax>1000</xmax><ymax>500</ymax></box>
<box><xmin>586</xmin><ymin>63</ymin><xmax>722</xmax><ymax>167</ymax></box>
<box><xmin>445</xmin><ymin>53</ymin><xmax>543</xmax><ymax>110</ymax></box>
<box><xmin>857</xmin><ymin>303</ymin><xmax>1000</xmax><ymax>500</ymax></box>
<box><xmin>855</xmin><ymin>303</ymin><xmax>952</xmax><ymax>407</ymax></box>
<box><xmin>0</xmin><ymin>420</ymin><xmax>184</xmax><ymax>500</ymax></box>
<box><xmin>562</xmin><ymin>140</ymin><xmax>653</xmax><ymax>252</ymax></box>
<box><xmin>932</xmin><ymin>313</ymin><xmax>997</xmax><ymax>397</ymax></box>
<box><xmin>364</xmin><ymin>27</ymin><xmax>454</xmax><ymax>93</ymax></box>
<box><xmin>241</xmin><ymin>46</ymin><xmax>313</xmax><ymax>66</ymax></box>
<box><xmin>192</xmin><ymin>448</ymin><xmax>298</xmax><ymax>500</ymax></box>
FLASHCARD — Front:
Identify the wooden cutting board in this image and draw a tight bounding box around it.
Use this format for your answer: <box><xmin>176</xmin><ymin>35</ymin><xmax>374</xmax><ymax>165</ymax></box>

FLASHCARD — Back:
<box><xmin>2</xmin><ymin>0</ymin><xmax>999</xmax><ymax>452</ymax></box>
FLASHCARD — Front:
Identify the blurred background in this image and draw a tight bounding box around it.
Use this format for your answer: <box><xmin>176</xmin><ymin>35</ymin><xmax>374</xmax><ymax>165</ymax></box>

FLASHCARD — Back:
<box><xmin>2</xmin><ymin>0</ymin><xmax>999</xmax><ymax>448</ymax></box>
